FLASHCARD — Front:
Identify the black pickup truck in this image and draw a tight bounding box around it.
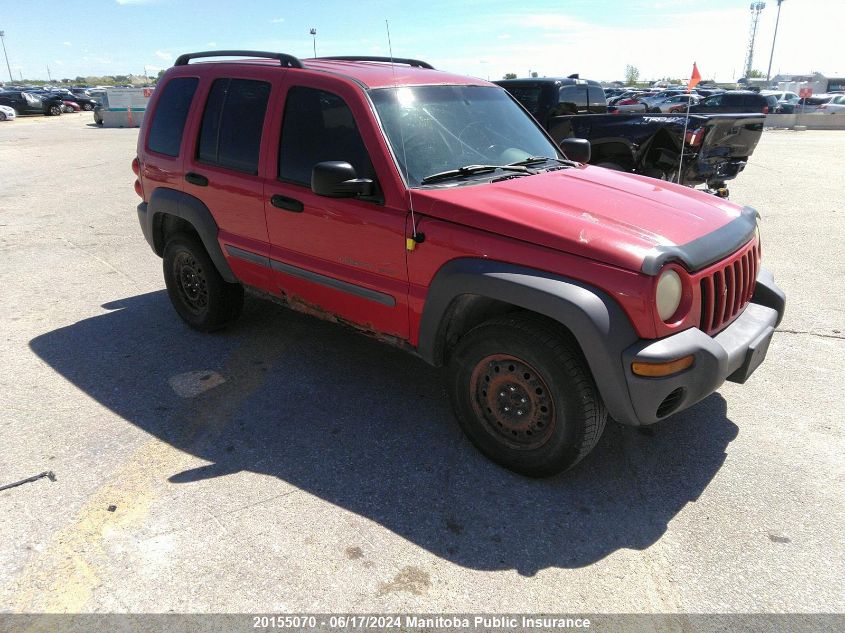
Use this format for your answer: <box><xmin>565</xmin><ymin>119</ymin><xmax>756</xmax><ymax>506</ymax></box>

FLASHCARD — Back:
<box><xmin>496</xmin><ymin>77</ymin><xmax>764</xmax><ymax>195</ymax></box>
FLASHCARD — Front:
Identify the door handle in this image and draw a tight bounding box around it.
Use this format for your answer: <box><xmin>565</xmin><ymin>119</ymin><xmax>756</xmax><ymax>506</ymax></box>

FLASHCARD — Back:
<box><xmin>185</xmin><ymin>172</ymin><xmax>208</xmax><ymax>187</ymax></box>
<box><xmin>270</xmin><ymin>194</ymin><xmax>303</xmax><ymax>213</ymax></box>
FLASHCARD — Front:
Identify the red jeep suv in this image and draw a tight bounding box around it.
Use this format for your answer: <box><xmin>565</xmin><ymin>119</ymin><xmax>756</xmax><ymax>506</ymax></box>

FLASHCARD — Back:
<box><xmin>134</xmin><ymin>51</ymin><xmax>785</xmax><ymax>476</ymax></box>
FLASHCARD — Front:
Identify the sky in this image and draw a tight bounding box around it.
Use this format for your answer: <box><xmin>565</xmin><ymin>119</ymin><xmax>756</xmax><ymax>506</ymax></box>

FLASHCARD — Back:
<box><xmin>1</xmin><ymin>0</ymin><xmax>842</xmax><ymax>83</ymax></box>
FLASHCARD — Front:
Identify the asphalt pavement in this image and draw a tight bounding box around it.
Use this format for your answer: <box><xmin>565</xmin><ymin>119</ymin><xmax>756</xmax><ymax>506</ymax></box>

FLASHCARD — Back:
<box><xmin>0</xmin><ymin>114</ymin><xmax>842</xmax><ymax>617</ymax></box>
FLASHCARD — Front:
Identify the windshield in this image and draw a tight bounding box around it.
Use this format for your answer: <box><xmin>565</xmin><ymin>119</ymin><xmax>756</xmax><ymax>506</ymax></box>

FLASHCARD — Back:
<box><xmin>370</xmin><ymin>85</ymin><xmax>560</xmax><ymax>187</ymax></box>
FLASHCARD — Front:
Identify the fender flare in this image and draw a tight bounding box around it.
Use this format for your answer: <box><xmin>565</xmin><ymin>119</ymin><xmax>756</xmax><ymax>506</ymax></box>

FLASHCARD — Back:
<box><xmin>146</xmin><ymin>187</ymin><xmax>237</xmax><ymax>283</ymax></box>
<box><xmin>417</xmin><ymin>258</ymin><xmax>641</xmax><ymax>425</ymax></box>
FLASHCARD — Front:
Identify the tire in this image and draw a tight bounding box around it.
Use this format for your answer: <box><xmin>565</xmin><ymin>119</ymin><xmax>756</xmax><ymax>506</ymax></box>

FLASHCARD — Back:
<box><xmin>82</xmin><ymin>103</ymin><xmax>94</xmax><ymax>111</ymax></box>
<box><xmin>162</xmin><ymin>232</ymin><xmax>244</xmax><ymax>332</ymax></box>
<box><xmin>446</xmin><ymin>313</ymin><xmax>607</xmax><ymax>477</ymax></box>
<box><xmin>49</xmin><ymin>105</ymin><xmax>62</xmax><ymax>116</ymax></box>
<box><xmin>0</xmin><ymin>112</ymin><xmax>5</xmax><ymax>122</ymax></box>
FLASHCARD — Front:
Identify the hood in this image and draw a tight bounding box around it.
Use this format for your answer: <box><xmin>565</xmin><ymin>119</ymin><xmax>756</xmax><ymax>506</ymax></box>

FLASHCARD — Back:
<box><xmin>411</xmin><ymin>165</ymin><xmax>752</xmax><ymax>274</ymax></box>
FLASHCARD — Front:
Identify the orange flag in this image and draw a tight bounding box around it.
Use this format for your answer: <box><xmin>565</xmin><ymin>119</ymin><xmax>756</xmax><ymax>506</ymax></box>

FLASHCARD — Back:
<box><xmin>687</xmin><ymin>62</ymin><xmax>701</xmax><ymax>92</ymax></box>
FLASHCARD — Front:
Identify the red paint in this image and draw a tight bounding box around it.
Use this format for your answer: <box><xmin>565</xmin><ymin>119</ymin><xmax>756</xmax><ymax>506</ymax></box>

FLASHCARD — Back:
<box><xmin>138</xmin><ymin>58</ymin><xmax>759</xmax><ymax>346</ymax></box>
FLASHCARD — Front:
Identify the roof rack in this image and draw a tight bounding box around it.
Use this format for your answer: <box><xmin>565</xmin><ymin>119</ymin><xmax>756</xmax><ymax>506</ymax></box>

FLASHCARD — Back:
<box><xmin>174</xmin><ymin>50</ymin><xmax>303</xmax><ymax>69</ymax></box>
<box><xmin>316</xmin><ymin>56</ymin><xmax>434</xmax><ymax>70</ymax></box>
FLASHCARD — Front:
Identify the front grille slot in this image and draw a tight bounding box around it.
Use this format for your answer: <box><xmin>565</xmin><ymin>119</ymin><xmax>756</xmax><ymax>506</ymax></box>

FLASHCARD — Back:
<box><xmin>698</xmin><ymin>241</ymin><xmax>758</xmax><ymax>335</ymax></box>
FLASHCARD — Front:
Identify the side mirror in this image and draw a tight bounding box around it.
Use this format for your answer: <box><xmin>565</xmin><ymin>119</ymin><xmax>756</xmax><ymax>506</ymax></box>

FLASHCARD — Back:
<box><xmin>311</xmin><ymin>161</ymin><xmax>374</xmax><ymax>198</ymax></box>
<box><xmin>560</xmin><ymin>138</ymin><xmax>591</xmax><ymax>163</ymax></box>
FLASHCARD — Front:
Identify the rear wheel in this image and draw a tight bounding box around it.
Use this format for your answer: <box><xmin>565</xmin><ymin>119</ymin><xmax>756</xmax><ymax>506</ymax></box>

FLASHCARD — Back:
<box><xmin>163</xmin><ymin>233</ymin><xmax>244</xmax><ymax>331</ymax></box>
<box><xmin>0</xmin><ymin>112</ymin><xmax>6</xmax><ymax>122</ymax></box>
<box><xmin>446</xmin><ymin>313</ymin><xmax>607</xmax><ymax>477</ymax></box>
<box><xmin>49</xmin><ymin>104</ymin><xmax>62</xmax><ymax>116</ymax></box>
<box><xmin>82</xmin><ymin>102</ymin><xmax>94</xmax><ymax>111</ymax></box>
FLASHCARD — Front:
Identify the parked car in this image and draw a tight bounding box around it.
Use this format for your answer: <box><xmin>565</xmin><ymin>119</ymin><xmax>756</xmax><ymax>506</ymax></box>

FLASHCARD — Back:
<box><xmin>498</xmin><ymin>77</ymin><xmax>764</xmax><ymax>192</ymax></box>
<box><xmin>796</xmin><ymin>95</ymin><xmax>838</xmax><ymax>114</ymax></box>
<box><xmin>610</xmin><ymin>97</ymin><xmax>648</xmax><ymax>113</ymax></box>
<box><xmin>134</xmin><ymin>51</ymin><xmax>784</xmax><ymax>476</ymax></box>
<box><xmin>0</xmin><ymin>91</ymin><xmax>63</xmax><ymax>115</ymax></box>
<box><xmin>0</xmin><ymin>104</ymin><xmax>16</xmax><ymax>121</ymax></box>
<box><xmin>52</xmin><ymin>91</ymin><xmax>99</xmax><ymax>111</ymax></box>
<box><xmin>688</xmin><ymin>91</ymin><xmax>771</xmax><ymax>114</ymax></box>
<box><xmin>61</xmin><ymin>99</ymin><xmax>81</xmax><ymax>113</ymax></box>
<box><xmin>761</xmin><ymin>90</ymin><xmax>799</xmax><ymax>113</ymax></box>
<box><xmin>816</xmin><ymin>94</ymin><xmax>845</xmax><ymax>113</ymax></box>
<box><xmin>656</xmin><ymin>94</ymin><xmax>701</xmax><ymax>113</ymax></box>
<box><xmin>639</xmin><ymin>90</ymin><xmax>687</xmax><ymax>108</ymax></box>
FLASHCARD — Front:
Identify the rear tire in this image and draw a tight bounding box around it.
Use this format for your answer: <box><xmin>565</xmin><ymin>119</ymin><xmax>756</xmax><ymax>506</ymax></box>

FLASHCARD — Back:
<box><xmin>0</xmin><ymin>112</ymin><xmax>6</xmax><ymax>122</ymax></box>
<box><xmin>163</xmin><ymin>232</ymin><xmax>244</xmax><ymax>332</ymax></box>
<box><xmin>83</xmin><ymin>103</ymin><xmax>94</xmax><ymax>111</ymax></box>
<box><xmin>49</xmin><ymin>105</ymin><xmax>62</xmax><ymax>116</ymax></box>
<box><xmin>446</xmin><ymin>313</ymin><xmax>607</xmax><ymax>477</ymax></box>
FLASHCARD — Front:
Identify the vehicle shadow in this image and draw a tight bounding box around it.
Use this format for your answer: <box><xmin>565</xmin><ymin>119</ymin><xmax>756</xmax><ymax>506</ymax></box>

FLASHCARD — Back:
<box><xmin>29</xmin><ymin>291</ymin><xmax>738</xmax><ymax>575</ymax></box>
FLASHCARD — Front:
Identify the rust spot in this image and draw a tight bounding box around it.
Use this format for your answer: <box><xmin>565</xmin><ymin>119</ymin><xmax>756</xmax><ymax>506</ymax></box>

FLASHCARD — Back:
<box><xmin>345</xmin><ymin>546</ymin><xmax>364</xmax><ymax>560</ymax></box>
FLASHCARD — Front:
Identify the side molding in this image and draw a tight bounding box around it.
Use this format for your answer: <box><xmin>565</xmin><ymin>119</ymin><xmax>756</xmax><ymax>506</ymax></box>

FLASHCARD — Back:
<box><xmin>146</xmin><ymin>187</ymin><xmax>237</xmax><ymax>283</ymax></box>
<box><xmin>417</xmin><ymin>258</ymin><xmax>642</xmax><ymax>425</ymax></box>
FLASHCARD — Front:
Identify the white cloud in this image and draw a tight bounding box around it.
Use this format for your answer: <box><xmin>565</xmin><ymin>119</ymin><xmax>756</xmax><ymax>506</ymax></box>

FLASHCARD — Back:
<box><xmin>63</xmin><ymin>41</ymin><xmax>72</xmax><ymax>47</ymax></box>
<box><xmin>206</xmin><ymin>41</ymin><xmax>217</xmax><ymax>47</ymax></box>
<box><xmin>116</xmin><ymin>0</ymin><xmax>154</xmax><ymax>5</ymax></box>
<box><xmin>270</xmin><ymin>17</ymin><xmax>285</xmax><ymax>23</ymax></box>
<box><xmin>155</xmin><ymin>50</ymin><xmax>173</xmax><ymax>61</ymax></box>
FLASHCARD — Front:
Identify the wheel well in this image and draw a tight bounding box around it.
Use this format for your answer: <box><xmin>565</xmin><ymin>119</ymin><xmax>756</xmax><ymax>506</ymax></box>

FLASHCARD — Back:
<box><xmin>435</xmin><ymin>295</ymin><xmax>582</xmax><ymax>366</ymax></box>
<box><xmin>152</xmin><ymin>213</ymin><xmax>199</xmax><ymax>256</ymax></box>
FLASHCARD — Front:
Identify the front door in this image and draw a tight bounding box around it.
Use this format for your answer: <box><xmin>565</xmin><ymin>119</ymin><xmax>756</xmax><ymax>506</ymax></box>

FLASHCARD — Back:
<box><xmin>264</xmin><ymin>80</ymin><xmax>409</xmax><ymax>339</ymax></box>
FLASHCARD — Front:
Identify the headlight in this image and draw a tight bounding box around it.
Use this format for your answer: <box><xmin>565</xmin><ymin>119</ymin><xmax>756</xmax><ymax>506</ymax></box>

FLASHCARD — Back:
<box><xmin>656</xmin><ymin>269</ymin><xmax>682</xmax><ymax>322</ymax></box>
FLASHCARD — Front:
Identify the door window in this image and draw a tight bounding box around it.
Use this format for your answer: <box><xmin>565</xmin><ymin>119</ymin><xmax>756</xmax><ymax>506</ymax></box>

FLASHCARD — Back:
<box><xmin>197</xmin><ymin>78</ymin><xmax>271</xmax><ymax>174</ymax></box>
<box><xmin>278</xmin><ymin>86</ymin><xmax>374</xmax><ymax>186</ymax></box>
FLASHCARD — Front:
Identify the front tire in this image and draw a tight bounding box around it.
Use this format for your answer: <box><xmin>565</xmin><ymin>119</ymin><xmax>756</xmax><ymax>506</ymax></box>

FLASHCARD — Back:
<box><xmin>446</xmin><ymin>313</ymin><xmax>607</xmax><ymax>477</ymax></box>
<box><xmin>163</xmin><ymin>233</ymin><xmax>244</xmax><ymax>332</ymax></box>
<box><xmin>0</xmin><ymin>112</ymin><xmax>6</xmax><ymax>122</ymax></box>
<box><xmin>83</xmin><ymin>103</ymin><xmax>94</xmax><ymax>111</ymax></box>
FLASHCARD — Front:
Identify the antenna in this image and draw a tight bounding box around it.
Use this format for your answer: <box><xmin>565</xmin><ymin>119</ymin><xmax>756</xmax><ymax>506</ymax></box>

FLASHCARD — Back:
<box><xmin>386</xmin><ymin>19</ymin><xmax>422</xmax><ymax>251</ymax></box>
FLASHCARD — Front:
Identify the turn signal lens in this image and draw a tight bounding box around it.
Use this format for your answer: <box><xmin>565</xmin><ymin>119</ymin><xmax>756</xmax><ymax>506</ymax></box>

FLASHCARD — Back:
<box><xmin>632</xmin><ymin>355</ymin><xmax>694</xmax><ymax>377</ymax></box>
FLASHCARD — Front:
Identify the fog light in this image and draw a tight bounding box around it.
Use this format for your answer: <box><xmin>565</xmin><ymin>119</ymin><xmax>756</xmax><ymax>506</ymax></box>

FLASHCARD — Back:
<box><xmin>632</xmin><ymin>355</ymin><xmax>694</xmax><ymax>377</ymax></box>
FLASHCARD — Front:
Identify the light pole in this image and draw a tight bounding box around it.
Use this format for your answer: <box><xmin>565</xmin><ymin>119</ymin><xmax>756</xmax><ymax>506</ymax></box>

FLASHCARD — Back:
<box><xmin>766</xmin><ymin>0</ymin><xmax>785</xmax><ymax>81</ymax></box>
<box><xmin>309</xmin><ymin>28</ymin><xmax>317</xmax><ymax>57</ymax></box>
<box><xmin>0</xmin><ymin>30</ymin><xmax>13</xmax><ymax>83</ymax></box>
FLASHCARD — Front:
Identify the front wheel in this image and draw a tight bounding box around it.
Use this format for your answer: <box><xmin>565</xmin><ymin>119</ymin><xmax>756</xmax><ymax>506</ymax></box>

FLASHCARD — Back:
<box><xmin>0</xmin><ymin>112</ymin><xmax>6</xmax><ymax>122</ymax></box>
<box><xmin>49</xmin><ymin>105</ymin><xmax>62</xmax><ymax>116</ymax></box>
<box><xmin>446</xmin><ymin>313</ymin><xmax>607</xmax><ymax>477</ymax></box>
<box><xmin>82</xmin><ymin>103</ymin><xmax>94</xmax><ymax>111</ymax></box>
<box><xmin>163</xmin><ymin>233</ymin><xmax>244</xmax><ymax>331</ymax></box>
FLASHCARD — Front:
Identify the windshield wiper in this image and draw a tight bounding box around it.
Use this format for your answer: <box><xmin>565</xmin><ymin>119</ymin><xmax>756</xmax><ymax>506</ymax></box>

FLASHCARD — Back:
<box><xmin>507</xmin><ymin>156</ymin><xmax>579</xmax><ymax>167</ymax></box>
<box><xmin>420</xmin><ymin>164</ymin><xmax>533</xmax><ymax>185</ymax></box>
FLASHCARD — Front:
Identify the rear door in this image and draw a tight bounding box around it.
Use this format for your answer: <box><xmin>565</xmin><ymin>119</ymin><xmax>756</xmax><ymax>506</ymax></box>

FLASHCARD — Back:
<box><xmin>264</xmin><ymin>78</ymin><xmax>410</xmax><ymax>339</ymax></box>
<box><xmin>182</xmin><ymin>72</ymin><xmax>279</xmax><ymax>292</ymax></box>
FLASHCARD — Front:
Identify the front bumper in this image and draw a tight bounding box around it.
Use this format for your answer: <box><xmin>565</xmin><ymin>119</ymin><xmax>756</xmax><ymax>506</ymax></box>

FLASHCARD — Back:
<box><xmin>619</xmin><ymin>267</ymin><xmax>785</xmax><ymax>425</ymax></box>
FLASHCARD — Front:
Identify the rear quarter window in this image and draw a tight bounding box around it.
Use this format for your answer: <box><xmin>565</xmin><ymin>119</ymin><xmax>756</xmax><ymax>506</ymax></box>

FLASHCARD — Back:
<box><xmin>147</xmin><ymin>77</ymin><xmax>199</xmax><ymax>157</ymax></box>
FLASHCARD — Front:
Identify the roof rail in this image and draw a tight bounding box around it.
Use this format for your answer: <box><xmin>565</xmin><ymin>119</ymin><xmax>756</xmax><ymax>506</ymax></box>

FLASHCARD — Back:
<box><xmin>316</xmin><ymin>56</ymin><xmax>434</xmax><ymax>70</ymax></box>
<box><xmin>174</xmin><ymin>50</ymin><xmax>303</xmax><ymax>69</ymax></box>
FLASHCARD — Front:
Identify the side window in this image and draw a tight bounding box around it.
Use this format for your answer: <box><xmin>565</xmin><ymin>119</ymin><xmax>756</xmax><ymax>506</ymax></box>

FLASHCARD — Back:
<box><xmin>147</xmin><ymin>77</ymin><xmax>198</xmax><ymax>157</ymax></box>
<box><xmin>587</xmin><ymin>85</ymin><xmax>606</xmax><ymax>112</ymax></box>
<box><xmin>507</xmin><ymin>86</ymin><xmax>543</xmax><ymax>117</ymax></box>
<box><xmin>703</xmin><ymin>94</ymin><xmax>723</xmax><ymax>107</ymax></box>
<box><xmin>197</xmin><ymin>78</ymin><xmax>271</xmax><ymax>175</ymax></box>
<box><xmin>278</xmin><ymin>86</ymin><xmax>374</xmax><ymax>186</ymax></box>
<box><xmin>558</xmin><ymin>85</ymin><xmax>588</xmax><ymax>114</ymax></box>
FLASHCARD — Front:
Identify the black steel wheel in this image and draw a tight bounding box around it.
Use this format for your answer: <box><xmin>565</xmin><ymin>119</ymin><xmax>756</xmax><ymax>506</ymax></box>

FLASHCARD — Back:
<box><xmin>163</xmin><ymin>233</ymin><xmax>243</xmax><ymax>331</ymax></box>
<box><xmin>447</xmin><ymin>313</ymin><xmax>607</xmax><ymax>477</ymax></box>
